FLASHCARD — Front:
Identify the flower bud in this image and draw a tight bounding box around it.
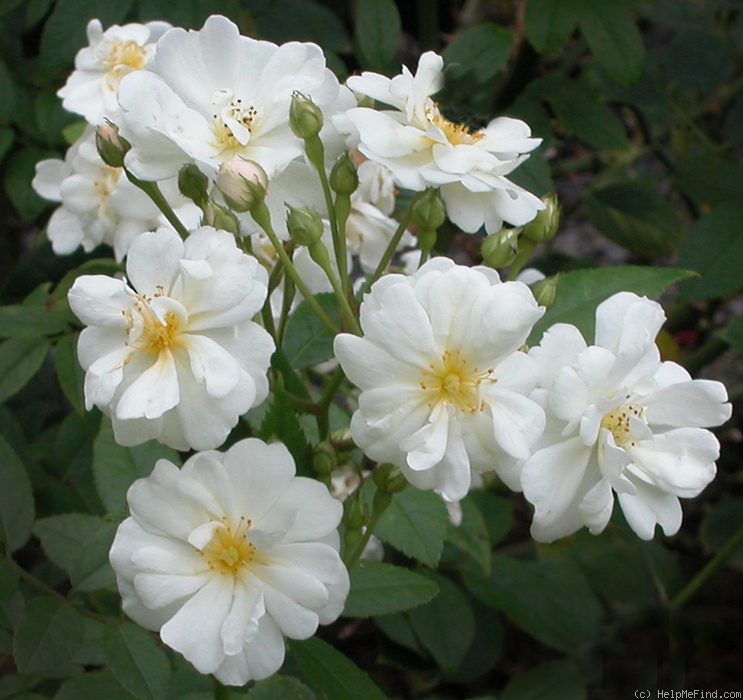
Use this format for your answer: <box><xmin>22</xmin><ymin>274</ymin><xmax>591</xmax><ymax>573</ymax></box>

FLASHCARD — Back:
<box><xmin>178</xmin><ymin>164</ymin><xmax>210</xmax><ymax>207</ymax></box>
<box><xmin>343</xmin><ymin>492</ymin><xmax>368</xmax><ymax>531</ymax></box>
<box><xmin>286</xmin><ymin>204</ymin><xmax>324</xmax><ymax>246</ymax></box>
<box><xmin>289</xmin><ymin>92</ymin><xmax>324</xmax><ymax>139</ymax></box>
<box><xmin>481</xmin><ymin>226</ymin><xmax>522</xmax><ymax>268</ymax></box>
<box><xmin>203</xmin><ymin>202</ymin><xmax>240</xmax><ymax>237</ymax></box>
<box><xmin>372</xmin><ymin>463</ymin><xmax>407</xmax><ymax>494</ymax></box>
<box><xmin>411</xmin><ymin>188</ymin><xmax>446</xmax><ymax>233</ymax></box>
<box><xmin>530</xmin><ymin>273</ymin><xmax>560</xmax><ymax>309</ymax></box>
<box><xmin>216</xmin><ymin>159</ymin><xmax>268</xmax><ymax>213</ymax></box>
<box><xmin>313</xmin><ymin>441</ymin><xmax>337</xmax><ymax>476</ymax></box>
<box><xmin>95</xmin><ymin>122</ymin><xmax>130</xmax><ymax>168</ymax></box>
<box><xmin>329</xmin><ymin>153</ymin><xmax>359</xmax><ymax>195</ymax></box>
<box><xmin>522</xmin><ymin>193</ymin><xmax>560</xmax><ymax>243</ymax></box>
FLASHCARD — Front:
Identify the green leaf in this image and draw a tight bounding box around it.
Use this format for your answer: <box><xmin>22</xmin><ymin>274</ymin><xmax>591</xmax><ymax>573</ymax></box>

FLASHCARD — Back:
<box><xmin>288</xmin><ymin>637</ymin><xmax>388</xmax><ymax>700</ymax></box>
<box><xmin>442</xmin><ymin>24</ymin><xmax>512</xmax><ymax>83</ymax></box>
<box><xmin>55</xmin><ymin>669</ymin><xmax>136</xmax><ymax>700</ymax></box>
<box><xmin>444</xmin><ymin>599</ymin><xmax>503</xmax><ymax>682</ymax></box>
<box><xmin>344</xmin><ymin>561</ymin><xmax>439</xmax><ymax>617</ymax></box>
<box><xmin>32</xmin><ymin>513</ymin><xmax>117</xmax><ymax>591</ymax></box>
<box><xmin>92</xmin><ymin>419</ymin><xmax>181</xmax><ymax>514</ymax></box>
<box><xmin>247</xmin><ymin>674</ymin><xmax>316</xmax><ymax>699</ymax></box>
<box><xmin>0</xmin><ymin>434</ymin><xmax>34</xmax><ymax>552</ymax></box>
<box><xmin>354</xmin><ymin>0</ymin><xmax>401</xmax><ymax>75</ymax></box>
<box><xmin>720</xmin><ymin>314</ymin><xmax>743</xmax><ymax>355</ymax></box>
<box><xmin>672</xmin><ymin>155</ymin><xmax>743</xmax><ymax>209</ymax></box>
<box><xmin>529</xmin><ymin>265</ymin><xmax>696</xmax><ymax>344</ymax></box>
<box><xmin>282</xmin><ymin>293</ymin><xmax>340</xmax><ymax>369</ymax></box>
<box><xmin>0</xmin><ymin>304</ymin><xmax>72</xmax><ymax>338</ymax></box>
<box><xmin>467</xmin><ymin>491</ymin><xmax>513</xmax><ymax>546</ymax></box>
<box><xmin>508</xmin><ymin>147</ymin><xmax>553</xmax><ymax>198</ymax></box>
<box><xmin>525</xmin><ymin>0</ymin><xmax>579</xmax><ymax>54</ymax></box>
<box><xmin>677</xmin><ymin>202</ymin><xmax>743</xmax><ymax>301</ymax></box>
<box><xmin>5</xmin><ymin>146</ymin><xmax>57</xmax><ymax>219</ymax></box>
<box><xmin>103</xmin><ymin>622</ymin><xmax>171</xmax><ymax>700</ymax></box>
<box><xmin>253</xmin><ymin>0</ymin><xmax>348</xmax><ymax>53</ymax></box>
<box><xmin>463</xmin><ymin>555</ymin><xmax>604</xmax><ymax>653</ymax></box>
<box><xmin>0</xmin><ymin>128</ymin><xmax>14</xmax><ymax>164</ymax></box>
<box><xmin>576</xmin><ymin>0</ymin><xmax>644</xmax><ymax>85</ymax></box>
<box><xmin>136</xmin><ymin>0</ymin><xmax>240</xmax><ymax>30</ymax></box>
<box><xmin>537</xmin><ymin>77</ymin><xmax>629</xmax><ymax>151</ymax></box>
<box><xmin>700</xmin><ymin>499</ymin><xmax>743</xmax><ymax>571</ymax></box>
<box><xmin>54</xmin><ymin>333</ymin><xmax>86</xmax><ymax>414</ymax></box>
<box><xmin>501</xmin><ymin>660</ymin><xmax>586</xmax><ymax>700</ymax></box>
<box><xmin>259</xmin><ymin>388</ymin><xmax>312</xmax><ymax>477</ymax></box>
<box><xmin>0</xmin><ymin>337</ymin><xmax>50</xmax><ymax>404</ymax></box>
<box><xmin>369</xmin><ymin>484</ymin><xmax>449</xmax><ymax>568</ymax></box>
<box><xmin>446</xmin><ymin>497</ymin><xmax>491</xmax><ymax>575</ymax></box>
<box><xmin>13</xmin><ymin>598</ymin><xmax>84</xmax><ymax>674</ymax></box>
<box><xmin>38</xmin><ymin>0</ymin><xmax>133</xmax><ymax>69</ymax></box>
<box><xmin>0</xmin><ymin>559</ymin><xmax>20</xmax><ymax>598</ymax></box>
<box><xmin>583</xmin><ymin>180</ymin><xmax>684</xmax><ymax>258</ymax></box>
<box><xmin>0</xmin><ymin>58</ymin><xmax>16</xmax><ymax>122</ymax></box>
<box><xmin>407</xmin><ymin>573</ymin><xmax>475</xmax><ymax>672</ymax></box>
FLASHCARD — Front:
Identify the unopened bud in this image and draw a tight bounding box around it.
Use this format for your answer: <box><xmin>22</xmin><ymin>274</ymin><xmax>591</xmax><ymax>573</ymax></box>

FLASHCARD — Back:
<box><xmin>531</xmin><ymin>273</ymin><xmax>560</xmax><ymax>309</ymax></box>
<box><xmin>372</xmin><ymin>463</ymin><xmax>407</xmax><ymax>494</ymax></box>
<box><xmin>216</xmin><ymin>159</ymin><xmax>268</xmax><ymax>212</ymax></box>
<box><xmin>411</xmin><ymin>188</ymin><xmax>446</xmax><ymax>233</ymax></box>
<box><xmin>203</xmin><ymin>202</ymin><xmax>240</xmax><ymax>236</ymax></box>
<box><xmin>481</xmin><ymin>226</ymin><xmax>522</xmax><ymax>268</ymax></box>
<box><xmin>95</xmin><ymin>122</ymin><xmax>130</xmax><ymax>168</ymax></box>
<box><xmin>289</xmin><ymin>92</ymin><xmax>324</xmax><ymax>139</ymax></box>
<box><xmin>522</xmin><ymin>193</ymin><xmax>560</xmax><ymax>243</ymax></box>
<box><xmin>178</xmin><ymin>164</ymin><xmax>210</xmax><ymax>207</ymax></box>
<box><xmin>313</xmin><ymin>441</ymin><xmax>337</xmax><ymax>476</ymax></box>
<box><xmin>286</xmin><ymin>204</ymin><xmax>324</xmax><ymax>246</ymax></box>
<box><xmin>329</xmin><ymin>153</ymin><xmax>359</xmax><ymax>195</ymax></box>
<box><xmin>343</xmin><ymin>493</ymin><xmax>368</xmax><ymax>531</ymax></box>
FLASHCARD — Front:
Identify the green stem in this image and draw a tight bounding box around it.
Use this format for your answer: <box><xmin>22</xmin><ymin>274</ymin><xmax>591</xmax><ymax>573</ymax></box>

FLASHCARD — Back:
<box><xmin>125</xmin><ymin>171</ymin><xmax>190</xmax><ymax>239</ymax></box>
<box><xmin>316</xmin><ymin>366</ymin><xmax>346</xmax><ymax>440</ymax></box>
<box><xmin>251</xmin><ymin>202</ymin><xmax>339</xmax><ymax>335</ymax></box>
<box><xmin>345</xmin><ymin>488</ymin><xmax>392</xmax><ymax>569</ymax></box>
<box><xmin>334</xmin><ymin>193</ymin><xmax>354</xmax><ymax>298</ymax></box>
<box><xmin>506</xmin><ymin>237</ymin><xmax>537</xmax><ymax>281</ymax></box>
<box><xmin>308</xmin><ymin>241</ymin><xmax>362</xmax><ymax>335</ymax></box>
<box><xmin>213</xmin><ymin>676</ymin><xmax>231</xmax><ymax>700</ymax></box>
<box><xmin>365</xmin><ymin>199</ymin><xmax>417</xmax><ymax>290</ymax></box>
<box><xmin>670</xmin><ymin>521</ymin><xmax>743</xmax><ymax>613</ymax></box>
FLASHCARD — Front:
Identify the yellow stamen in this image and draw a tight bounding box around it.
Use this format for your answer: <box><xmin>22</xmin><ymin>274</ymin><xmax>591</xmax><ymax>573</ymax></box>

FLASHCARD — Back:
<box><xmin>198</xmin><ymin>516</ymin><xmax>256</xmax><ymax>577</ymax></box>
<box><xmin>600</xmin><ymin>403</ymin><xmax>645</xmax><ymax>448</ymax></box>
<box><xmin>420</xmin><ymin>348</ymin><xmax>494</xmax><ymax>413</ymax></box>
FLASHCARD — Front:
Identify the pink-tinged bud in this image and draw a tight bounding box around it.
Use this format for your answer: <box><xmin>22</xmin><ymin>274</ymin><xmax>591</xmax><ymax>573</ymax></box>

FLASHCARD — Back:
<box><xmin>95</xmin><ymin>121</ymin><xmax>130</xmax><ymax>168</ymax></box>
<box><xmin>216</xmin><ymin>159</ymin><xmax>268</xmax><ymax>212</ymax></box>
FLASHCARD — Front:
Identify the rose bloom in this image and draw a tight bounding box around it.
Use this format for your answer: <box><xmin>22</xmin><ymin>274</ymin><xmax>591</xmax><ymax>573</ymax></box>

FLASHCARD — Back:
<box><xmin>33</xmin><ymin>127</ymin><xmax>198</xmax><ymax>260</ymax></box>
<box><xmin>334</xmin><ymin>258</ymin><xmax>546</xmax><ymax>501</ymax></box>
<box><xmin>68</xmin><ymin>227</ymin><xmax>274</xmax><ymax>450</ymax></box>
<box><xmin>109</xmin><ymin>438</ymin><xmax>349</xmax><ymax>685</ymax></box>
<box><xmin>58</xmin><ymin>18</ymin><xmax>171</xmax><ymax>125</ymax></box>
<box><xmin>338</xmin><ymin>51</ymin><xmax>544</xmax><ymax>234</ymax></box>
<box><xmin>521</xmin><ymin>292</ymin><xmax>731</xmax><ymax>541</ymax></box>
<box><xmin>116</xmin><ymin>14</ymin><xmax>354</xmax><ymax>182</ymax></box>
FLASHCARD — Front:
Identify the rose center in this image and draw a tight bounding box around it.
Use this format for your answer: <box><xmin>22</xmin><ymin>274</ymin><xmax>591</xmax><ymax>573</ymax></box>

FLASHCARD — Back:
<box><xmin>102</xmin><ymin>40</ymin><xmax>147</xmax><ymax>71</ymax></box>
<box><xmin>199</xmin><ymin>516</ymin><xmax>256</xmax><ymax>577</ymax></box>
<box><xmin>429</xmin><ymin>106</ymin><xmax>484</xmax><ymax>146</ymax></box>
<box><xmin>125</xmin><ymin>291</ymin><xmax>183</xmax><ymax>355</ymax></box>
<box><xmin>600</xmin><ymin>403</ymin><xmax>645</xmax><ymax>448</ymax></box>
<box><xmin>211</xmin><ymin>89</ymin><xmax>258</xmax><ymax>155</ymax></box>
<box><xmin>421</xmin><ymin>349</ymin><xmax>494</xmax><ymax>413</ymax></box>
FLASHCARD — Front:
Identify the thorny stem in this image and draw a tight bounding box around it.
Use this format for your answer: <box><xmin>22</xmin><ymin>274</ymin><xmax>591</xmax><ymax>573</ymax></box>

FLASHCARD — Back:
<box><xmin>670</xmin><ymin>521</ymin><xmax>743</xmax><ymax>613</ymax></box>
<box><xmin>250</xmin><ymin>202</ymin><xmax>339</xmax><ymax>335</ymax></box>
<box><xmin>125</xmin><ymin>171</ymin><xmax>190</xmax><ymax>239</ymax></box>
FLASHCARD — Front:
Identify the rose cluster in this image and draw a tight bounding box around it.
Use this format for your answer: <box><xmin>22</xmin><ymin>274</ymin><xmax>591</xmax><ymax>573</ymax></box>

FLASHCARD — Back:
<box><xmin>36</xmin><ymin>13</ymin><xmax>730</xmax><ymax>687</ymax></box>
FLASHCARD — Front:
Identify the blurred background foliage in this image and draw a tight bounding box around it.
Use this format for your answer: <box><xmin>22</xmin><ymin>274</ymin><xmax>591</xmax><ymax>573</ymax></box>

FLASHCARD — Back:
<box><xmin>0</xmin><ymin>0</ymin><xmax>742</xmax><ymax>698</ymax></box>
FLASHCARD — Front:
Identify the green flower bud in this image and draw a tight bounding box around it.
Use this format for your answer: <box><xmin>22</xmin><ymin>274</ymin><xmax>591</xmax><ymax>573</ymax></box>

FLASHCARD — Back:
<box><xmin>216</xmin><ymin>159</ymin><xmax>268</xmax><ymax>213</ymax></box>
<box><xmin>329</xmin><ymin>153</ymin><xmax>359</xmax><ymax>195</ymax></box>
<box><xmin>289</xmin><ymin>92</ymin><xmax>324</xmax><ymax>139</ymax></box>
<box><xmin>95</xmin><ymin>122</ymin><xmax>130</xmax><ymax>169</ymax></box>
<box><xmin>178</xmin><ymin>164</ymin><xmax>210</xmax><ymax>208</ymax></box>
<box><xmin>481</xmin><ymin>226</ymin><xmax>522</xmax><ymax>268</ymax></box>
<box><xmin>312</xmin><ymin>441</ymin><xmax>338</xmax><ymax>476</ymax></box>
<box><xmin>522</xmin><ymin>193</ymin><xmax>561</xmax><ymax>243</ymax></box>
<box><xmin>203</xmin><ymin>202</ymin><xmax>240</xmax><ymax>236</ymax></box>
<box><xmin>411</xmin><ymin>188</ymin><xmax>446</xmax><ymax>233</ymax></box>
<box><xmin>372</xmin><ymin>463</ymin><xmax>407</xmax><ymax>494</ymax></box>
<box><xmin>286</xmin><ymin>204</ymin><xmax>324</xmax><ymax>246</ymax></box>
<box><xmin>343</xmin><ymin>492</ymin><xmax>369</xmax><ymax>531</ymax></box>
<box><xmin>530</xmin><ymin>273</ymin><xmax>560</xmax><ymax>309</ymax></box>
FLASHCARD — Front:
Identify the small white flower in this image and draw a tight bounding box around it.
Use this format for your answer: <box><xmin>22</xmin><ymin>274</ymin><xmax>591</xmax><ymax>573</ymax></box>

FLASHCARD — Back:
<box><xmin>116</xmin><ymin>15</ymin><xmax>354</xmax><ymax>182</ymax></box>
<box><xmin>68</xmin><ymin>227</ymin><xmax>275</xmax><ymax>450</ymax></box>
<box><xmin>109</xmin><ymin>438</ymin><xmax>349</xmax><ymax>686</ymax></box>
<box><xmin>521</xmin><ymin>292</ymin><xmax>731</xmax><ymax>542</ymax></box>
<box><xmin>334</xmin><ymin>258</ymin><xmax>546</xmax><ymax>501</ymax></box>
<box><xmin>33</xmin><ymin>127</ymin><xmax>198</xmax><ymax>260</ymax></box>
<box><xmin>58</xmin><ymin>18</ymin><xmax>170</xmax><ymax>125</ymax></box>
<box><xmin>338</xmin><ymin>52</ymin><xmax>544</xmax><ymax>234</ymax></box>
